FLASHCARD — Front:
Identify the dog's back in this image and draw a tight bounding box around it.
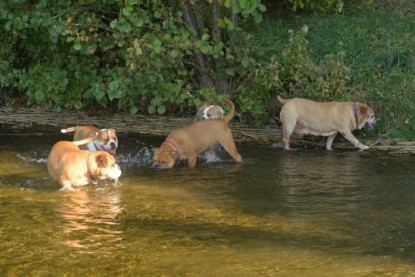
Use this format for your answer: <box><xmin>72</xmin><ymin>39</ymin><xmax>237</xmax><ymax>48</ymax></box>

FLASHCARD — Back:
<box><xmin>47</xmin><ymin>141</ymin><xmax>86</xmax><ymax>181</ymax></box>
<box><xmin>61</xmin><ymin>126</ymin><xmax>99</xmax><ymax>141</ymax></box>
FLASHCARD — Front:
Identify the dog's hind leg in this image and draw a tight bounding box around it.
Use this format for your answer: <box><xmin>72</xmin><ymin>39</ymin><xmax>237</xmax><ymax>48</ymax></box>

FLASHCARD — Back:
<box><xmin>217</xmin><ymin>131</ymin><xmax>243</xmax><ymax>163</ymax></box>
<box><xmin>281</xmin><ymin>121</ymin><xmax>296</xmax><ymax>150</ymax></box>
<box><xmin>326</xmin><ymin>133</ymin><xmax>338</xmax><ymax>150</ymax></box>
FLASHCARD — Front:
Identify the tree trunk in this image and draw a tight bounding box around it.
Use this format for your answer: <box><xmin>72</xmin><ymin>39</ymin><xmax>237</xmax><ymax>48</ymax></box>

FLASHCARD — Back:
<box><xmin>180</xmin><ymin>1</ymin><xmax>213</xmax><ymax>89</ymax></box>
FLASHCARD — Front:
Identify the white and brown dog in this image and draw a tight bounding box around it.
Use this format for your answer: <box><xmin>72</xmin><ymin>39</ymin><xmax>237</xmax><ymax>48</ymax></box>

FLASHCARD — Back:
<box><xmin>47</xmin><ymin>139</ymin><xmax>121</xmax><ymax>191</ymax></box>
<box><xmin>61</xmin><ymin>126</ymin><xmax>118</xmax><ymax>156</ymax></box>
<box><xmin>278</xmin><ymin>96</ymin><xmax>376</xmax><ymax>151</ymax></box>
<box><xmin>153</xmin><ymin>99</ymin><xmax>243</xmax><ymax>169</ymax></box>
<box><xmin>194</xmin><ymin>100</ymin><xmax>225</xmax><ymax>122</ymax></box>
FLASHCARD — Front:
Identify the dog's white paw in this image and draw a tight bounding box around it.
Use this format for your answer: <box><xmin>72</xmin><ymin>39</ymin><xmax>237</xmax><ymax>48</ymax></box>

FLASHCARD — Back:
<box><xmin>59</xmin><ymin>185</ymin><xmax>75</xmax><ymax>192</ymax></box>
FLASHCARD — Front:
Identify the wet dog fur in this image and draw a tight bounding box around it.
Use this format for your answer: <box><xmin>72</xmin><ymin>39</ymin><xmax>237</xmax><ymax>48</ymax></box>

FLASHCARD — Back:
<box><xmin>47</xmin><ymin>140</ymin><xmax>121</xmax><ymax>191</ymax></box>
<box><xmin>153</xmin><ymin>99</ymin><xmax>243</xmax><ymax>168</ymax></box>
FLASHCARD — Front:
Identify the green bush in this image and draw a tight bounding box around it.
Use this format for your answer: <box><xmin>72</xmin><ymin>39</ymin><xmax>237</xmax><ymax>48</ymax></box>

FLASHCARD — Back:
<box><xmin>237</xmin><ymin>25</ymin><xmax>351</xmax><ymax>124</ymax></box>
<box><xmin>0</xmin><ymin>0</ymin><xmax>265</xmax><ymax>114</ymax></box>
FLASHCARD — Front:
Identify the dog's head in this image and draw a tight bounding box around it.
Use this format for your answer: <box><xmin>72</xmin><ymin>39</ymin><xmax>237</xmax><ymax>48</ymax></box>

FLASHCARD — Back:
<box><xmin>201</xmin><ymin>105</ymin><xmax>225</xmax><ymax>120</ymax></box>
<box><xmin>152</xmin><ymin>145</ymin><xmax>178</xmax><ymax>169</ymax></box>
<box><xmin>194</xmin><ymin>101</ymin><xmax>225</xmax><ymax>121</ymax></box>
<box><xmin>87</xmin><ymin>151</ymin><xmax>121</xmax><ymax>180</ymax></box>
<box><xmin>357</xmin><ymin>104</ymin><xmax>376</xmax><ymax>130</ymax></box>
<box><xmin>93</xmin><ymin>128</ymin><xmax>118</xmax><ymax>155</ymax></box>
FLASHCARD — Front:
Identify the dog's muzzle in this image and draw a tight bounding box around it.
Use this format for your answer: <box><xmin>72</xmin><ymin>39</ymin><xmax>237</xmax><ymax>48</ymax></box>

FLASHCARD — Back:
<box><xmin>364</xmin><ymin>117</ymin><xmax>376</xmax><ymax>130</ymax></box>
<box><xmin>151</xmin><ymin>163</ymin><xmax>169</xmax><ymax>170</ymax></box>
<box><xmin>108</xmin><ymin>164</ymin><xmax>122</xmax><ymax>179</ymax></box>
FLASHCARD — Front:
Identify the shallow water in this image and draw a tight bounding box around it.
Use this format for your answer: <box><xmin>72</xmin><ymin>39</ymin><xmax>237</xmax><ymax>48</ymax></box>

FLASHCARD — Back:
<box><xmin>1</xmin><ymin>133</ymin><xmax>415</xmax><ymax>276</ymax></box>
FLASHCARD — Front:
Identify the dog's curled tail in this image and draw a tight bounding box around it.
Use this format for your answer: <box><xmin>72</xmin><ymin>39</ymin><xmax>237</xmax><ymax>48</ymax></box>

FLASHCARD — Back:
<box><xmin>61</xmin><ymin>127</ymin><xmax>77</xmax><ymax>134</ymax></box>
<box><xmin>223</xmin><ymin>99</ymin><xmax>235</xmax><ymax>123</ymax></box>
<box><xmin>73</xmin><ymin>136</ymin><xmax>96</xmax><ymax>146</ymax></box>
<box><xmin>277</xmin><ymin>95</ymin><xmax>289</xmax><ymax>105</ymax></box>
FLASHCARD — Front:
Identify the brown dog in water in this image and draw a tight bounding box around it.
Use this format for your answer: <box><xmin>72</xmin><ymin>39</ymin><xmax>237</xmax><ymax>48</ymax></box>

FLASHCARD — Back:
<box><xmin>278</xmin><ymin>96</ymin><xmax>376</xmax><ymax>151</ymax></box>
<box><xmin>47</xmin><ymin>139</ymin><xmax>121</xmax><ymax>191</ymax></box>
<box><xmin>152</xmin><ymin>99</ymin><xmax>243</xmax><ymax>168</ymax></box>
<box><xmin>61</xmin><ymin>126</ymin><xmax>118</xmax><ymax>156</ymax></box>
<box><xmin>194</xmin><ymin>99</ymin><xmax>228</xmax><ymax>162</ymax></box>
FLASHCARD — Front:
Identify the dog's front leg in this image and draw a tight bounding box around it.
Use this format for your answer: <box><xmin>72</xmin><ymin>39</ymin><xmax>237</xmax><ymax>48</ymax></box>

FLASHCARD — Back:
<box><xmin>340</xmin><ymin>129</ymin><xmax>369</xmax><ymax>150</ymax></box>
<box><xmin>187</xmin><ymin>154</ymin><xmax>198</xmax><ymax>168</ymax></box>
<box><xmin>59</xmin><ymin>179</ymin><xmax>75</xmax><ymax>191</ymax></box>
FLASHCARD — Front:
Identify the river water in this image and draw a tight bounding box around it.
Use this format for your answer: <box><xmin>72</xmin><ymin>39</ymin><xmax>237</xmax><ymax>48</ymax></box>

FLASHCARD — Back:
<box><xmin>1</xmin><ymin>132</ymin><xmax>415</xmax><ymax>276</ymax></box>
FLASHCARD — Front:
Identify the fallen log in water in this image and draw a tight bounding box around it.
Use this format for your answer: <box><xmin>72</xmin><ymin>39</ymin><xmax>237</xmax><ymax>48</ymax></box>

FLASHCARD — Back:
<box><xmin>0</xmin><ymin>107</ymin><xmax>281</xmax><ymax>142</ymax></box>
<box><xmin>1</xmin><ymin>107</ymin><xmax>415</xmax><ymax>155</ymax></box>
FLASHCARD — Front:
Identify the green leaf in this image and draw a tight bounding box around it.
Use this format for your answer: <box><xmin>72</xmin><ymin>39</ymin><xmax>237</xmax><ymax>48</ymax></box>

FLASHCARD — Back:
<box><xmin>157</xmin><ymin>105</ymin><xmax>166</xmax><ymax>114</ymax></box>
<box><xmin>193</xmin><ymin>98</ymin><xmax>202</xmax><ymax>106</ymax></box>
<box><xmin>170</xmin><ymin>49</ymin><xmax>179</xmax><ymax>58</ymax></box>
<box><xmin>74</xmin><ymin>42</ymin><xmax>82</xmax><ymax>51</ymax></box>
<box><xmin>109</xmin><ymin>80</ymin><xmax>119</xmax><ymax>91</ymax></box>
<box><xmin>110</xmin><ymin>19</ymin><xmax>118</xmax><ymax>29</ymax></box>
<box><xmin>154</xmin><ymin>10</ymin><xmax>162</xmax><ymax>18</ymax></box>
<box><xmin>74</xmin><ymin>101</ymin><xmax>83</xmax><ymax>109</ymax></box>
<box><xmin>123</xmin><ymin>6</ymin><xmax>133</xmax><ymax>16</ymax></box>
<box><xmin>130</xmin><ymin>106</ymin><xmax>138</xmax><ymax>114</ymax></box>
<box><xmin>257</xmin><ymin>4</ymin><xmax>267</xmax><ymax>12</ymax></box>
<box><xmin>135</xmin><ymin>47</ymin><xmax>143</xmax><ymax>56</ymax></box>
<box><xmin>148</xmin><ymin>105</ymin><xmax>156</xmax><ymax>114</ymax></box>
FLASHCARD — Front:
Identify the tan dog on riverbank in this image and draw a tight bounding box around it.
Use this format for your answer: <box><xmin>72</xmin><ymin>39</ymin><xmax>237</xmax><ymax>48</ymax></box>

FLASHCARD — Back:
<box><xmin>278</xmin><ymin>96</ymin><xmax>376</xmax><ymax>151</ymax></box>
<box><xmin>152</xmin><ymin>99</ymin><xmax>243</xmax><ymax>168</ymax></box>
<box><xmin>61</xmin><ymin>126</ymin><xmax>118</xmax><ymax>156</ymax></box>
<box><xmin>47</xmin><ymin>140</ymin><xmax>121</xmax><ymax>191</ymax></box>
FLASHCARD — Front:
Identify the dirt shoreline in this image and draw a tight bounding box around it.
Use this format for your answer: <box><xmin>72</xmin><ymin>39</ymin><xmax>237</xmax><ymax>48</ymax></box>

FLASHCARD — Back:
<box><xmin>1</xmin><ymin>107</ymin><xmax>414</xmax><ymax>154</ymax></box>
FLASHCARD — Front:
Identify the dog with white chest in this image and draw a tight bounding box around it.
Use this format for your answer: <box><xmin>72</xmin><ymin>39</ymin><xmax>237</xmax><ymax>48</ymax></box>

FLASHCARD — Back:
<box><xmin>47</xmin><ymin>140</ymin><xmax>121</xmax><ymax>191</ymax></box>
<box><xmin>61</xmin><ymin>126</ymin><xmax>118</xmax><ymax>156</ymax></box>
<box><xmin>278</xmin><ymin>96</ymin><xmax>376</xmax><ymax>151</ymax></box>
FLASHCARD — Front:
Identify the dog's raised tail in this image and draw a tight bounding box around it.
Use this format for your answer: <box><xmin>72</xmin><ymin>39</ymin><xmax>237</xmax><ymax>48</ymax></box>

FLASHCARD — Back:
<box><xmin>73</xmin><ymin>136</ymin><xmax>96</xmax><ymax>146</ymax></box>
<box><xmin>61</xmin><ymin>127</ymin><xmax>77</xmax><ymax>134</ymax></box>
<box><xmin>277</xmin><ymin>95</ymin><xmax>289</xmax><ymax>104</ymax></box>
<box><xmin>223</xmin><ymin>99</ymin><xmax>235</xmax><ymax>123</ymax></box>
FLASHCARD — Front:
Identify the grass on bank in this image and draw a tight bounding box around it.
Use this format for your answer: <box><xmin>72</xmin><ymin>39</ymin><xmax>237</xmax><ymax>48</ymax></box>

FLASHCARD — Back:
<box><xmin>247</xmin><ymin>5</ymin><xmax>415</xmax><ymax>141</ymax></box>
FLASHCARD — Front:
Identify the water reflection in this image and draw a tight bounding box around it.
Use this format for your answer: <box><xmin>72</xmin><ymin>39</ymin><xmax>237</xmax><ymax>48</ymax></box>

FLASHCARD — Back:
<box><xmin>55</xmin><ymin>187</ymin><xmax>123</xmax><ymax>253</ymax></box>
<box><xmin>2</xmin><ymin>133</ymin><xmax>415</xmax><ymax>275</ymax></box>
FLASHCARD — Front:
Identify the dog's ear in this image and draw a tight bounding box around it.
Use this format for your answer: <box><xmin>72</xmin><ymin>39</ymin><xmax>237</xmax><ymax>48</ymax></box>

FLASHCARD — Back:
<box><xmin>96</xmin><ymin>153</ymin><xmax>109</xmax><ymax>167</ymax></box>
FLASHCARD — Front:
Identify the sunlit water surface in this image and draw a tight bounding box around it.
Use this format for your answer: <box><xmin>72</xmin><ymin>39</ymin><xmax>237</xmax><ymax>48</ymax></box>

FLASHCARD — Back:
<box><xmin>1</xmin><ymin>133</ymin><xmax>415</xmax><ymax>276</ymax></box>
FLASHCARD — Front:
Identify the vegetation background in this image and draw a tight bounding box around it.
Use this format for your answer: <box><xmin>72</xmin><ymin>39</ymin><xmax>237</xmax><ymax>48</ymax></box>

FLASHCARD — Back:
<box><xmin>1</xmin><ymin>0</ymin><xmax>414</xmax><ymax>140</ymax></box>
